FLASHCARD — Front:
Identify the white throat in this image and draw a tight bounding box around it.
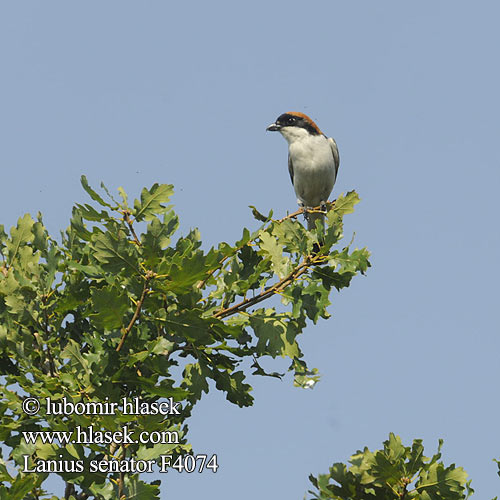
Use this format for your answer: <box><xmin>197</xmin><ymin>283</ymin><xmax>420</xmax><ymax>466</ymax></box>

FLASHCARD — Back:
<box><xmin>279</xmin><ymin>126</ymin><xmax>312</xmax><ymax>145</ymax></box>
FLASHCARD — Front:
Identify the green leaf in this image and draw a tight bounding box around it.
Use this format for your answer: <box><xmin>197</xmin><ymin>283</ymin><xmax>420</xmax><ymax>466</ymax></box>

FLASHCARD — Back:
<box><xmin>214</xmin><ymin>369</ymin><xmax>253</xmax><ymax>407</ymax></box>
<box><xmin>61</xmin><ymin>339</ymin><xmax>90</xmax><ymax>373</ymax></box>
<box><xmin>7</xmin><ymin>474</ymin><xmax>38</xmax><ymax>500</ymax></box>
<box><xmin>249</xmin><ymin>205</ymin><xmax>273</xmax><ymax>222</ymax></box>
<box><xmin>0</xmin><ymin>223</ymin><xmax>7</xmax><ymax>244</ymax></box>
<box><xmin>331</xmin><ymin>247</ymin><xmax>371</xmax><ymax>275</ymax></box>
<box><xmin>416</xmin><ymin>462</ymin><xmax>469</xmax><ymax>496</ymax></box>
<box><xmin>81</xmin><ymin>175</ymin><xmax>113</xmax><ymax>208</ymax></box>
<box><xmin>118</xmin><ymin>186</ymin><xmax>129</xmax><ymax>206</ymax></box>
<box><xmin>134</xmin><ymin>184</ymin><xmax>174</xmax><ymax>222</ymax></box>
<box><xmin>142</xmin><ymin>213</ymin><xmax>179</xmax><ymax>261</ymax></box>
<box><xmin>494</xmin><ymin>458</ymin><xmax>500</xmax><ymax>477</ymax></box>
<box><xmin>127</xmin><ymin>337</ymin><xmax>174</xmax><ymax>366</ymax></box>
<box><xmin>258</xmin><ymin>232</ymin><xmax>289</xmax><ymax>278</ymax></box>
<box><xmin>164</xmin><ymin>309</ymin><xmax>214</xmax><ymax>344</ymax></box>
<box><xmin>91</xmin><ymin>231</ymin><xmax>139</xmax><ymax>273</ymax></box>
<box><xmin>122</xmin><ymin>475</ymin><xmax>161</xmax><ymax>500</ymax></box>
<box><xmin>271</xmin><ymin>219</ymin><xmax>309</xmax><ymax>255</ymax></box>
<box><xmin>74</xmin><ymin>203</ymin><xmax>110</xmax><ymax>222</ymax></box>
<box><xmin>293</xmin><ymin>366</ymin><xmax>320</xmax><ymax>389</ymax></box>
<box><xmin>32</xmin><ymin>219</ymin><xmax>48</xmax><ymax>253</ymax></box>
<box><xmin>90</xmin><ymin>285</ymin><xmax>130</xmax><ymax>329</ymax></box>
<box><xmin>332</xmin><ymin>190</ymin><xmax>360</xmax><ymax>216</ymax></box>
<box><xmin>6</xmin><ymin>214</ymin><xmax>34</xmax><ymax>264</ymax></box>
<box><xmin>369</xmin><ymin>450</ymin><xmax>403</xmax><ymax>487</ymax></box>
<box><xmin>182</xmin><ymin>363</ymin><xmax>210</xmax><ymax>402</ymax></box>
<box><xmin>384</xmin><ymin>432</ymin><xmax>406</xmax><ymax>463</ymax></box>
<box><xmin>137</xmin><ymin>441</ymin><xmax>180</xmax><ymax>460</ymax></box>
<box><xmin>307</xmin><ymin>435</ymin><xmax>470</xmax><ymax>500</ymax></box>
<box><xmin>89</xmin><ymin>481</ymin><xmax>115</xmax><ymax>498</ymax></box>
<box><xmin>312</xmin><ymin>266</ymin><xmax>354</xmax><ymax>292</ymax></box>
<box><xmin>0</xmin><ymin>181</ymin><xmax>370</xmax><ymax>496</ymax></box>
<box><xmin>250</xmin><ymin>311</ymin><xmax>300</xmax><ymax>358</ymax></box>
<box><xmin>406</xmin><ymin>438</ymin><xmax>426</xmax><ymax>479</ymax></box>
<box><xmin>70</xmin><ymin>208</ymin><xmax>93</xmax><ymax>240</ymax></box>
<box><xmin>67</xmin><ymin>261</ymin><xmax>102</xmax><ymax>277</ymax></box>
<box><xmin>160</xmin><ymin>252</ymin><xmax>214</xmax><ymax>294</ymax></box>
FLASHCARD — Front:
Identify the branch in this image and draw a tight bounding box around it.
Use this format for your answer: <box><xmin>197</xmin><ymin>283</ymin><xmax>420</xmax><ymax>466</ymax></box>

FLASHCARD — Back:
<box><xmin>275</xmin><ymin>200</ymin><xmax>335</xmax><ymax>223</ymax></box>
<box><xmin>118</xmin><ymin>473</ymin><xmax>124</xmax><ymax>499</ymax></box>
<box><xmin>213</xmin><ymin>256</ymin><xmax>313</xmax><ymax>319</ymax></box>
<box><xmin>197</xmin><ymin>199</ymin><xmax>336</xmax><ymax>290</ymax></box>
<box><xmin>122</xmin><ymin>210</ymin><xmax>141</xmax><ymax>246</ymax></box>
<box><xmin>116</xmin><ymin>271</ymin><xmax>153</xmax><ymax>352</ymax></box>
<box><xmin>276</xmin><ymin>207</ymin><xmax>304</xmax><ymax>223</ymax></box>
<box><xmin>64</xmin><ymin>483</ymin><xmax>75</xmax><ymax>499</ymax></box>
<box><xmin>212</xmin><ymin>202</ymin><xmax>336</xmax><ymax>320</ymax></box>
<box><xmin>117</xmin><ymin>445</ymin><xmax>127</xmax><ymax>499</ymax></box>
<box><xmin>41</xmin><ymin>294</ymin><xmax>57</xmax><ymax>376</ymax></box>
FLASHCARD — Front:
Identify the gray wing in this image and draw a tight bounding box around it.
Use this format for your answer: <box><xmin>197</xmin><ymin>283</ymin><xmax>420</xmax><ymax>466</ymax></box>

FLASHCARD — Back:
<box><xmin>288</xmin><ymin>154</ymin><xmax>294</xmax><ymax>185</ymax></box>
<box><xmin>328</xmin><ymin>137</ymin><xmax>340</xmax><ymax>178</ymax></box>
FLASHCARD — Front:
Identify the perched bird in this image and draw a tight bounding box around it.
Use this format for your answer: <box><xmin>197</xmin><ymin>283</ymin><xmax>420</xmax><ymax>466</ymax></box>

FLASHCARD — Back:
<box><xmin>267</xmin><ymin>112</ymin><xmax>339</xmax><ymax>230</ymax></box>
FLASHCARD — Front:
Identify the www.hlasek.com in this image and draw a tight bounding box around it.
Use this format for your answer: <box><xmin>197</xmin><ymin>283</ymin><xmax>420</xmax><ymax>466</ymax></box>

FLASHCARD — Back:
<box><xmin>20</xmin><ymin>396</ymin><xmax>219</xmax><ymax>474</ymax></box>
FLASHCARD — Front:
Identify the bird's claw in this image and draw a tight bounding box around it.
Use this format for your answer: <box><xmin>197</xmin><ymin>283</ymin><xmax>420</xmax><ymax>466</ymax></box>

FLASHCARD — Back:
<box><xmin>301</xmin><ymin>205</ymin><xmax>312</xmax><ymax>222</ymax></box>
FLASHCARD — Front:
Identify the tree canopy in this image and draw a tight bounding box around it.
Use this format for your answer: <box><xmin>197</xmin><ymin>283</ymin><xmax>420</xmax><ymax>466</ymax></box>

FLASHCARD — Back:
<box><xmin>0</xmin><ymin>178</ymin><xmax>369</xmax><ymax>499</ymax></box>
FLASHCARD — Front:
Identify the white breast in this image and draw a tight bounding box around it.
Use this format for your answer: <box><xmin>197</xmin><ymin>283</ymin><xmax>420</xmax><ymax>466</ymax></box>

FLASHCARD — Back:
<box><xmin>288</xmin><ymin>134</ymin><xmax>336</xmax><ymax>207</ymax></box>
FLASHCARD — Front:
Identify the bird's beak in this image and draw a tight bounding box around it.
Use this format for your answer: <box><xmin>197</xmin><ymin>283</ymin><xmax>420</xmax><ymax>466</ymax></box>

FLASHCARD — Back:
<box><xmin>266</xmin><ymin>123</ymin><xmax>280</xmax><ymax>132</ymax></box>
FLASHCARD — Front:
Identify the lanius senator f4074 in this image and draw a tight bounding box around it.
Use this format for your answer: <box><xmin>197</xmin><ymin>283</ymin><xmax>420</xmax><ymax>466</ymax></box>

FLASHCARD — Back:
<box><xmin>267</xmin><ymin>112</ymin><xmax>339</xmax><ymax>230</ymax></box>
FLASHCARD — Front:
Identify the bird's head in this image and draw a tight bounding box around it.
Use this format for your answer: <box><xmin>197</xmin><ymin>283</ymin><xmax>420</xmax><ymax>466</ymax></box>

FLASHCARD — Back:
<box><xmin>266</xmin><ymin>112</ymin><xmax>322</xmax><ymax>143</ymax></box>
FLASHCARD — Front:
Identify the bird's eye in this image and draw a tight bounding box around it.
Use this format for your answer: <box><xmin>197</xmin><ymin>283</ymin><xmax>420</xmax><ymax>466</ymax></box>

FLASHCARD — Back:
<box><xmin>287</xmin><ymin>117</ymin><xmax>296</xmax><ymax>125</ymax></box>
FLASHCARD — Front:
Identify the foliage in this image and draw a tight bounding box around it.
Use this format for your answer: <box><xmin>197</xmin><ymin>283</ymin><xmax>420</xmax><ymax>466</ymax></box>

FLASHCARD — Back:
<box><xmin>307</xmin><ymin>433</ymin><xmax>477</xmax><ymax>500</ymax></box>
<box><xmin>0</xmin><ymin>177</ymin><xmax>369</xmax><ymax>499</ymax></box>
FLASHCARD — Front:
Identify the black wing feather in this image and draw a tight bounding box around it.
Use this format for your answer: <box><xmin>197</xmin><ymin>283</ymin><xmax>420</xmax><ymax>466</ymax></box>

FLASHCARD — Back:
<box><xmin>328</xmin><ymin>137</ymin><xmax>340</xmax><ymax>179</ymax></box>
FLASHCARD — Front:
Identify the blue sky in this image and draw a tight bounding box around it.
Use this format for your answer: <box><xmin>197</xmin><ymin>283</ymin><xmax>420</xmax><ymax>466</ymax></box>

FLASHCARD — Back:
<box><xmin>1</xmin><ymin>1</ymin><xmax>499</xmax><ymax>498</ymax></box>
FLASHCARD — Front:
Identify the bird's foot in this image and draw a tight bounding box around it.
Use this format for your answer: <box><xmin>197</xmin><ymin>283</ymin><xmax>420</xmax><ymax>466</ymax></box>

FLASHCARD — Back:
<box><xmin>297</xmin><ymin>203</ymin><xmax>309</xmax><ymax>221</ymax></box>
<box><xmin>302</xmin><ymin>205</ymin><xmax>313</xmax><ymax>222</ymax></box>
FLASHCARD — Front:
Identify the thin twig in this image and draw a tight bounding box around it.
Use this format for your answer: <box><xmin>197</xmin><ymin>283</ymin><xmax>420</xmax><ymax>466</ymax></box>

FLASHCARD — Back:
<box><xmin>117</xmin><ymin>445</ymin><xmax>127</xmax><ymax>499</ymax></box>
<box><xmin>64</xmin><ymin>482</ymin><xmax>75</xmax><ymax>499</ymax></box>
<box><xmin>123</xmin><ymin>210</ymin><xmax>141</xmax><ymax>246</ymax></box>
<box><xmin>197</xmin><ymin>200</ymin><xmax>335</xmax><ymax>290</ymax></box>
<box><xmin>116</xmin><ymin>271</ymin><xmax>153</xmax><ymax>352</ymax></box>
<box><xmin>196</xmin><ymin>254</ymin><xmax>230</xmax><ymax>290</ymax></box>
<box><xmin>45</xmin><ymin>344</ymin><xmax>56</xmax><ymax>377</ymax></box>
<box><xmin>118</xmin><ymin>472</ymin><xmax>124</xmax><ymax>499</ymax></box>
<box><xmin>276</xmin><ymin>207</ymin><xmax>305</xmax><ymax>223</ymax></box>
<box><xmin>275</xmin><ymin>200</ymin><xmax>336</xmax><ymax>223</ymax></box>
<box><xmin>42</xmin><ymin>294</ymin><xmax>57</xmax><ymax>376</ymax></box>
<box><xmin>213</xmin><ymin>257</ymin><xmax>313</xmax><ymax>319</ymax></box>
<box><xmin>206</xmin><ymin>199</ymin><xmax>336</xmax><ymax>318</ymax></box>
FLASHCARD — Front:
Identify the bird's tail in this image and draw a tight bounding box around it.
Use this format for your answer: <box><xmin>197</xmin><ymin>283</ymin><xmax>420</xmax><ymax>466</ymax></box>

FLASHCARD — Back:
<box><xmin>307</xmin><ymin>211</ymin><xmax>325</xmax><ymax>231</ymax></box>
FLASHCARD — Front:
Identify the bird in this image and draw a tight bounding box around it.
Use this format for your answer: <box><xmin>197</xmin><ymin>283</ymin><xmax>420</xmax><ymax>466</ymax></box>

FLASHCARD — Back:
<box><xmin>266</xmin><ymin>112</ymin><xmax>339</xmax><ymax>230</ymax></box>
